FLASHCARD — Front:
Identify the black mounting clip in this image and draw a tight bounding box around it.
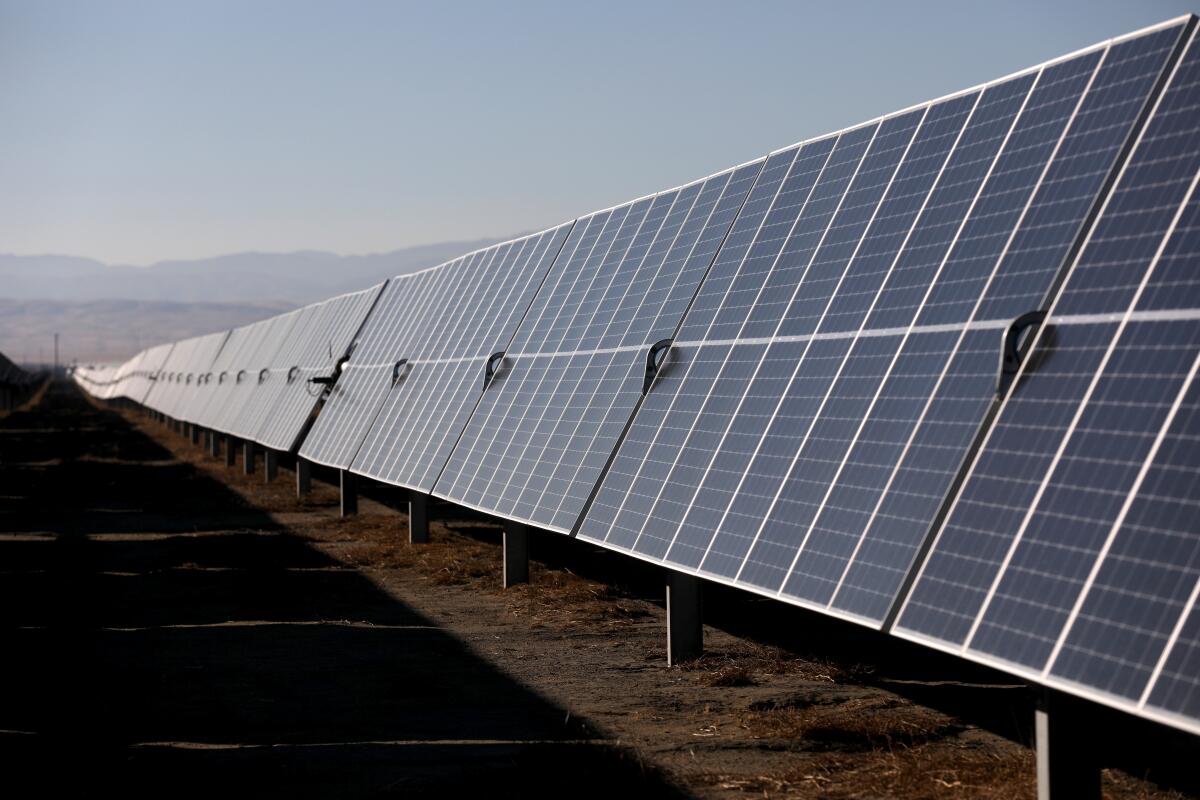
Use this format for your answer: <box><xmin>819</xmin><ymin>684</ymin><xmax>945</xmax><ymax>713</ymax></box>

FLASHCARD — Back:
<box><xmin>219</xmin><ymin>371</ymin><xmax>228</xmax><ymax>384</ymax></box>
<box><xmin>236</xmin><ymin>369</ymin><xmax>247</xmax><ymax>384</ymax></box>
<box><xmin>186</xmin><ymin>373</ymin><xmax>194</xmax><ymax>385</ymax></box>
<box><xmin>484</xmin><ymin>351</ymin><xmax>506</xmax><ymax>390</ymax></box>
<box><xmin>309</xmin><ymin>354</ymin><xmax>351</xmax><ymax>387</ymax></box>
<box><xmin>287</xmin><ymin>366</ymin><xmax>300</xmax><ymax>384</ymax></box>
<box><xmin>391</xmin><ymin>359</ymin><xmax>409</xmax><ymax>386</ymax></box>
<box><xmin>643</xmin><ymin>338</ymin><xmax>673</xmax><ymax>395</ymax></box>
<box><xmin>258</xmin><ymin>368</ymin><xmax>270</xmax><ymax>385</ymax></box>
<box><xmin>997</xmin><ymin>310</ymin><xmax>1047</xmax><ymax>396</ymax></box>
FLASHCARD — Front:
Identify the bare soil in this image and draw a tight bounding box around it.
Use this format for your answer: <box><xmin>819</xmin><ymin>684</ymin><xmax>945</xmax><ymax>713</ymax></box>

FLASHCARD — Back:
<box><xmin>0</xmin><ymin>381</ymin><xmax>1195</xmax><ymax>798</ymax></box>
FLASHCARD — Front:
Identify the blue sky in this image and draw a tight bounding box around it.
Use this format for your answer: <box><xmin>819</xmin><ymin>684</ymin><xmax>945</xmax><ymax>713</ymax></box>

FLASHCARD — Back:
<box><xmin>1</xmin><ymin>0</ymin><xmax>1193</xmax><ymax>265</ymax></box>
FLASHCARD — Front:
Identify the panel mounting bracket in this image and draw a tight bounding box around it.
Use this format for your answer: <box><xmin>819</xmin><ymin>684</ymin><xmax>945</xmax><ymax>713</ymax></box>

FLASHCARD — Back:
<box><xmin>484</xmin><ymin>351</ymin><xmax>506</xmax><ymax>390</ymax></box>
<box><xmin>309</xmin><ymin>354</ymin><xmax>351</xmax><ymax>387</ymax></box>
<box><xmin>643</xmin><ymin>338</ymin><xmax>673</xmax><ymax>395</ymax></box>
<box><xmin>997</xmin><ymin>310</ymin><xmax>1046</xmax><ymax>396</ymax></box>
<box><xmin>392</xmin><ymin>358</ymin><xmax>409</xmax><ymax>386</ymax></box>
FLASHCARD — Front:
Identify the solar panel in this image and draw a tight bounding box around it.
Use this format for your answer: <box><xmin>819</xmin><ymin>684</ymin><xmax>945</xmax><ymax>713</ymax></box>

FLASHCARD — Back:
<box><xmin>297</xmin><ymin>228</ymin><xmax>572</xmax><ymax>472</ymax></box>
<box><xmin>575</xmin><ymin>19</ymin><xmax>1192</xmax><ymax>627</ymax></box>
<box><xmin>433</xmin><ymin>161</ymin><xmax>764</xmax><ymax>532</ymax></box>
<box><xmin>894</xmin><ymin>23</ymin><xmax>1200</xmax><ymax>735</ymax></box>
<box><xmin>348</xmin><ymin>227</ymin><xmax>572</xmax><ymax>490</ymax></box>
<box><xmin>130</xmin><ymin>343</ymin><xmax>176</xmax><ymax>405</ymax></box>
<box><xmin>144</xmin><ymin>331</ymin><xmax>229</xmax><ymax>421</ymax></box>
<box><xmin>197</xmin><ymin>311</ymin><xmax>298</xmax><ymax>438</ymax></box>
<box><xmin>252</xmin><ymin>283</ymin><xmax>385</xmax><ymax>452</ymax></box>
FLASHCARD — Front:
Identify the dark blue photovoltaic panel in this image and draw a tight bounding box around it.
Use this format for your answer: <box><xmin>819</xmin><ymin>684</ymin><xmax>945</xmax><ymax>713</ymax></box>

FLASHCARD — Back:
<box><xmin>1147</xmin><ymin>597</ymin><xmax>1200</xmax><ymax>724</ymax></box>
<box><xmin>899</xmin><ymin>25</ymin><xmax>1200</xmax><ymax>650</ymax></box>
<box><xmin>302</xmin><ymin>227</ymin><xmax>572</xmax><ymax>474</ymax></box>
<box><xmin>897</xmin><ymin>24</ymin><xmax>1200</xmax><ymax>732</ymax></box>
<box><xmin>435</xmin><ymin>161</ymin><xmax>764</xmax><ymax>531</ymax></box>
<box><xmin>350</xmin><ymin>225</ymin><xmax>572</xmax><ymax>489</ymax></box>
<box><xmin>299</xmin><ymin>274</ymin><xmax>428</xmax><ymax>468</ymax></box>
<box><xmin>578</xmin><ymin>20</ymin><xmax>1191</xmax><ymax>641</ymax></box>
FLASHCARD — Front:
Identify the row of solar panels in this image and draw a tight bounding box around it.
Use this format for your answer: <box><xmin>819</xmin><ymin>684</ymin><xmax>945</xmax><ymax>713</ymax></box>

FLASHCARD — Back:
<box><xmin>74</xmin><ymin>15</ymin><xmax>1200</xmax><ymax>737</ymax></box>
<box><xmin>0</xmin><ymin>351</ymin><xmax>36</xmax><ymax>389</ymax></box>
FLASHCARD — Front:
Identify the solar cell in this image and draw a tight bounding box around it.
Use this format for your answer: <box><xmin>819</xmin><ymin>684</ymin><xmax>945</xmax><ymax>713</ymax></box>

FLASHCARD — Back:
<box><xmin>576</xmin><ymin>18</ymin><xmax>1192</xmax><ymax>630</ymax></box>
<box><xmin>895</xmin><ymin>23</ymin><xmax>1200</xmax><ymax>734</ymax></box>
<box><xmin>433</xmin><ymin>161</ymin><xmax>765</xmax><ymax>532</ymax></box>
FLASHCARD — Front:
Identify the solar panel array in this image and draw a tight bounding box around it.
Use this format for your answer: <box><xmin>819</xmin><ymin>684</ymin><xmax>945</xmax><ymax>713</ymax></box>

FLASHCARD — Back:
<box><xmin>73</xmin><ymin>15</ymin><xmax>1200</xmax><ymax>737</ymax></box>
<box><xmin>0</xmin><ymin>351</ymin><xmax>39</xmax><ymax>389</ymax></box>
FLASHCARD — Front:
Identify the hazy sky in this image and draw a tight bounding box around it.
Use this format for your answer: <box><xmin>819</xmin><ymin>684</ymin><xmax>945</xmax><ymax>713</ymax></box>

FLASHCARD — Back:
<box><xmin>1</xmin><ymin>0</ymin><xmax>1193</xmax><ymax>265</ymax></box>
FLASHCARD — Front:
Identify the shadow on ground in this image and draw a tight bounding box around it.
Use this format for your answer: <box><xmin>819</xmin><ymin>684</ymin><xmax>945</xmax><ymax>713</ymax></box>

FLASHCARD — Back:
<box><xmin>0</xmin><ymin>381</ymin><xmax>686</xmax><ymax>798</ymax></box>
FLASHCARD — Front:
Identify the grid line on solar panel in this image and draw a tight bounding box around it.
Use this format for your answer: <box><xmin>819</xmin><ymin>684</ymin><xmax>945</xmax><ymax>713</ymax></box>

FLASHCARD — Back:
<box><xmin>575</xmin><ymin>17</ymin><xmax>1191</xmax><ymax>633</ymax></box>
<box><xmin>892</xmin><ymin>23</ymin><xmax>1200</xmax><ymax>735</ymax></box>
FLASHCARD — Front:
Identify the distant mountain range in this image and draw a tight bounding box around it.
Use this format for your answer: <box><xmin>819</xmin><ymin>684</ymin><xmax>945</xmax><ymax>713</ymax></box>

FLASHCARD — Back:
<box><xmin>0</xmin><ymin>236</ymin><xmax>511</xmax><ymax>305</ymax></box>
<box><xmin>0</xmin><ymin>236</ymin><xmax>515</xmax><ymax>365</ymax></box>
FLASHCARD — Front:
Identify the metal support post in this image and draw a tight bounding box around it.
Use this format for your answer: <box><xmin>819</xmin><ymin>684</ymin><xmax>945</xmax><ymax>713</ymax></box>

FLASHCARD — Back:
<box><xmin>1036</xmin><ymin>690</ymin><xmax>1101</xmax><ymax>800</ymax></box>
<box><xmin>666</xmin><ymin>571</ymin><xmax>703</xmax><ymax>666</ymax></box>
<box><xmin>408</xmin><ymin>491</ymin><xmax>429</xmax><ymax>543</ymax></box>
<box><xmin>340</xmin><ymin>470</ymin><xmax>358</xmax><ymax>517</ymax></box>
<box><xmin>243</xmin><ymin>441</ymin><xmax>256</xmax><ymax>475</ymax></box>
<box><xmin>209</xmin><ymin>430</ymin><xmax>221</xmax><ymax>458</ymax></box>
<box><xmin>225</xmin><ymin>436</ymin><xmax>237</xmax><ymax>467</ymax></box>
<box><xmin>190</xmin><ymin>425</ymin><xmax>201</xmax><ymax>445</ymax></box>
<box><xmin>503</xmin><ymin>520</ymin><xmax>529</xmax><ymax>587</ymax></box>
<box><xmin>296</xmin><ymin>458</ymin><xmax>311</xmax><ymax>498</ymax></box>
<box><xmin>263</xmin><ymin>449</ymin><xmax>278</xmax><ymax>483</ymax></box>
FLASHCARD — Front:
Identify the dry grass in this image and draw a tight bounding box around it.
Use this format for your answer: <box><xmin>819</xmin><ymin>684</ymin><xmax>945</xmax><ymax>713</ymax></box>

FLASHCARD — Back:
<box><xmin>740</xmin><ymin>694</ymin><xmax>960</xmax><ymax>750</ymax></box>
<box><xmin>692</xmin><ymin>740</ymin><xmax>1036</xmax><ymax>799</ymax></box>
<box><xmin>503</xmin><ymin>567</ymin><xmax>654</xmax><ymax>628</ymax></box>
<box><xmin>678</xmin><ymin>640</ymin><xmax>868</xmax><ymax>687</ymax></box>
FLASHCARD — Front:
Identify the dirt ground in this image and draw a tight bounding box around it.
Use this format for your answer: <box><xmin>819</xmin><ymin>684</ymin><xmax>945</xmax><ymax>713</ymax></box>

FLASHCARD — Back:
<box><xmin>0</xmin><ymin>381</ymin><xmax>1196</xmax><ymax>798</ymax></box>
